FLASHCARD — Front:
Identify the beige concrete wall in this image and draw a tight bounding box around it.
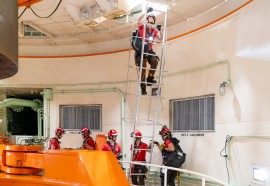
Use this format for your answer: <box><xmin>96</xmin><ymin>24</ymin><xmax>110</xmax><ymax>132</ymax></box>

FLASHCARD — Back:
<box><xmin>1</xmin><ymin>0</ymin><xmax>270</xmax><ymax>185</ymax></box>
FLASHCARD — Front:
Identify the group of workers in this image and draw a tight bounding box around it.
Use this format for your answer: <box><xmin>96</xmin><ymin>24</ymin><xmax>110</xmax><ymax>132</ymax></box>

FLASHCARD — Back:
<box><xmin>48</xmin><ymin>127</ymin><xmax>121</xmax><ymax>155</ymax></box>
<box><xmin>48</xmin><ymin>125</ymin><xmax>180</xmax><ymax>186</ymax></box>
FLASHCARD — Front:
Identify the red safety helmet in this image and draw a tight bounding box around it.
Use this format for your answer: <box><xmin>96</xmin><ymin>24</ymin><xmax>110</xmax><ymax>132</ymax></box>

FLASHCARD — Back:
<box><xmin>55</xmin><ymin>127</ymin><xmax>65</xmax><ymax>134</ymax></box>
<box><xmin>159</xmin><ymin>125</ymin><xmax>171</xmax><ymax>136</ymax></box>
<box><xmin>130</xmin><ymin>130</ymin><xmax>142</xmax><ymax>137</ymax></box>
<box><xmin>108</xmin><ymin>129</ymin><xmax>118</xmax><ymax>137</ymax></box>
<box><xmin>147</xmin><ymin>14</ymin><xmax>156</xmax><ymax>24</ymax></box>
<box><xmin>81</xmin><ymin>127</ymin><xmax>91</xmax><ymax>135</ymax></box>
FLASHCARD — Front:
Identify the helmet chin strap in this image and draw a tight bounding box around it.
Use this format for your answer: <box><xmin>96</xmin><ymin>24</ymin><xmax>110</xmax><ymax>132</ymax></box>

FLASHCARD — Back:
<box><xmin>148</xmin><ymin>21</ymin><xmax>155</xmax><ymax>25</ymax></box>
<box><xmin>56</xmin><ymin>133</ymin><xmax>62</xmax><ymax>138</ymax></box>
<box><xmin>110</xmin><ymin>136</ymin><xmax>117</xmax><ymax>142</ymax></box>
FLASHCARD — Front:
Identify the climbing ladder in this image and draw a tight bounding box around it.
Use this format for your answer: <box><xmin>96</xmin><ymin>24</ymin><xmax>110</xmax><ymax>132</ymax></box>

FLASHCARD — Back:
<box><xmin>124</xmin><ymin>1</ymin><xmax>168</xmax><ymax>184</ymax></box>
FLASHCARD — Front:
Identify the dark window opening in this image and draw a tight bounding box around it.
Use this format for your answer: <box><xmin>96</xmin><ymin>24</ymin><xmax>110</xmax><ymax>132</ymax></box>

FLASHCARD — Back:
<box><xmin>7</xmin><ymin>94</ymin><xmax>43</xmax><ymax>135</ymax></box>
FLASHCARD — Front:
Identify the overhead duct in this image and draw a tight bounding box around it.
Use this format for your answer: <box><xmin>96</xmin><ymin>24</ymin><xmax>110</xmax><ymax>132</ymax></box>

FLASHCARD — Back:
<box><xmin>0</xmin><ymin>0</ymin><xmax>18</xmax><ymax>79</ymax></box>
<box><xmin>95</xmin><ymin>0</ymin><xmax>128</xmax><ymax>19</ymax></box>
<box><xmin>66</xmin><ymin>0</ymin><xmax>143</xmax><ymax>29</ymax></box>
<box><xmin>66</xmin><ymin>4</ymin><xmax>104</xmax><ymax>29</ymax></box>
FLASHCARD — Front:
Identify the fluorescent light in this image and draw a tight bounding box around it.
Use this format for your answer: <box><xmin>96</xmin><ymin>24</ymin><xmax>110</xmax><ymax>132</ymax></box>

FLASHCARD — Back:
<box><xmin>94</xmin><ymin>16</ymin><xmax>107</xmax><ymax>24</ymax></box>
<box><xmin>148</xmin><ymin>1</ymin><xmax>168</xmax><ymax>13</ymax></box>
<box><xmin>128</xmin><ymin>0</ymin><xmax>144</xmax><ymax>10</ymax></box>
<box><xmin>253</xmin><ymin>168</ymin><xmax>267</xmax><ymax>182</ymax></box>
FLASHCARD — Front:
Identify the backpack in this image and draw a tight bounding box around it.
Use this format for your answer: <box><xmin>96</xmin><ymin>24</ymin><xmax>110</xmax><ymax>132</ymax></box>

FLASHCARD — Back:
<box><xmin>131</xmin><ymin>26</ymin><xmax>154</xmax><ymax>54</ymax></box>
<box><xmin>164</xmin><ymin>137</ymin><xmax>186</xmax><ymax>168</ymax></box>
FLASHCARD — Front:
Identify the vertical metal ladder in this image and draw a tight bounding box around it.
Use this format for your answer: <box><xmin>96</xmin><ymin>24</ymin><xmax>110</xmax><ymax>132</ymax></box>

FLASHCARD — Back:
<box><xmin>124</xmin><ymin>1</ymin><xmax>168</xmax><ymax>184</ymax></box>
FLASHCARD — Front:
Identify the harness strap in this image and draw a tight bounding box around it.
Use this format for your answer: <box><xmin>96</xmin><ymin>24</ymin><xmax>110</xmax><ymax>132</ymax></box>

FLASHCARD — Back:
<box><xmin>107</xmin><ymin>141</ymin><xmax>116</xmax><ymax>153</ymax></box>
<box><xmin>133</xmin><ymin>142</ymin><xmax>145</xmax><ymax>160</ymax></box>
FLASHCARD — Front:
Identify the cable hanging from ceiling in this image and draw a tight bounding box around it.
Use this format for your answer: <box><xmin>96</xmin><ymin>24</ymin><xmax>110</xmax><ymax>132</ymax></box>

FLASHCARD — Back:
<box><xmin>18</xmin><ymin>7</ymin><xmax>27</xmax><ymax>19</ymax></box>
<box><xmin>18</xmin><ymin>0</ymin><xmax>62</xmax><ymax>19</ymax></box>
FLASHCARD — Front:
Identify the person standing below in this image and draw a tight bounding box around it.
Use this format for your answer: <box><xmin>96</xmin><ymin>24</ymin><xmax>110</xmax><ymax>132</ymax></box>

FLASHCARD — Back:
<box><xmin>48</xmin><ymin>127</ymin><xmax>65</xmax><ymax>150</ymax></box>
<box><xmin>102</xmin><ymin>129</ymin><xmax>122</xmax><ymax>159</ymax></box>
<box><xmin>153</xmin><ymin>125</ymin><xmax>177</xmax><ymax>186</ymax></box>
<box><xmin>81</xmin><ymin>127</ymin><xmax>95</xmax><ymax>150</ymax></box>
<box><xmin>135</xmin><ymin>7</ymin><xmax>162</xmax><ymax>95</ymax></box>
<box><xmin>130</xmin><ymin>130</ymin><xmax>149</xmax><ymax>185</ymax></box>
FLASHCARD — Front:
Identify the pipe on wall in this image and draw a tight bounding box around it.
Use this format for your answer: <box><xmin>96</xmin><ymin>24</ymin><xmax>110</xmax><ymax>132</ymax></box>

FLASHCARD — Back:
<box><xmin>0</xmin><ymin>98</ymin><xmax>42</xmax><ymax>109</ymax></box>
<box><xmin>227</xmin><ymin>135</ymin><xmax>270</xmax><ymax>158</ymax></box>
<box><xmin>164</xmin><ymin>60</ymin><xmax>231</xmax><ymax>86</ymax></box>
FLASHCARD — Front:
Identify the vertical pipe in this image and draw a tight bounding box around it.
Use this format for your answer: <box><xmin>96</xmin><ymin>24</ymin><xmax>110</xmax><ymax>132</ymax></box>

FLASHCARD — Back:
<box><xmin>43</xmin><ymin>89</ymin><xmax>52</xmax><ymax>141</ymax></box>
<box><xmin>113</xmin><ymin>88</ymin><xmax>126</xmax><ymax>160</ymax></box>
<box><xmin>202</xmin><ymin>177</ymin><xmax>206</xmax><ymax>186</ymax></box>
<box><xmin>164</xmin><ymin>167</ymin><xmax>167</xmax><ymax>186</ymax></box>
<box><xmin>37</xmin><ymin>109</ymin><xmax>42</xmax><ymax>138</ymax></box>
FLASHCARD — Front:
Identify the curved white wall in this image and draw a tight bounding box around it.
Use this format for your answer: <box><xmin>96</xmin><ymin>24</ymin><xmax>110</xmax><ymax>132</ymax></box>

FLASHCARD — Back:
<box><xmin>1</xmin><ymin>0</ymin><xmax>270</xmax><ymax>185</ymax></box>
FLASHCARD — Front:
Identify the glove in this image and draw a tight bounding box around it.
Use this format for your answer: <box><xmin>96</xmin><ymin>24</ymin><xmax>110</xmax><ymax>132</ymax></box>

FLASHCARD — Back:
<box><xmin>153</xmin><ymin>140</ymin><xmax>159</xmax><ymax>145</ymax></box>
<box><xmin>116</xmin><ymin>153</ymin><xmax>123</xmax><ymax>160</ymax></box>
<box><xmin>156</xmin><ymin>24</ymin><xmax>161</xmax><ymax>31</ymax></box>
<box><xmin>160</xmin><ymin>143</ymin><xmax>165</xmax><ymax>149</ymax></box>
<box><xmin>147</xmin><ymin>7</ymin><xmax>153</xmax><ymax>13</ymax></box>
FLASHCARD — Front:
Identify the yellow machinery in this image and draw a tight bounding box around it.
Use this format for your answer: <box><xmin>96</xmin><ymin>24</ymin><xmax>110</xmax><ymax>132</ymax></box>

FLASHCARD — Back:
<box><xmin>0</xmin><ymin>134</ymin><xmax>130</xmax><ymax>186</ymax></box>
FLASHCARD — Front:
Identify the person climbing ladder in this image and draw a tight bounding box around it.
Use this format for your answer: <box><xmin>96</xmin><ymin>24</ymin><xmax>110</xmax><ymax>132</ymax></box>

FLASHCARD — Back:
<box><xmin>134</xmin><ymin>7</ymin><xmax>162</xmax><ymax>95</ymax></box>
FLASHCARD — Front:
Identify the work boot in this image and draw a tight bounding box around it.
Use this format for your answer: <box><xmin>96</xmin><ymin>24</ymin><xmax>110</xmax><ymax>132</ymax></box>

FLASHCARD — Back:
<box><xmin>147</xmin><ymin>76</ymin><xmax>157</xmax><ymax>86</ymax></box>
<box><xmin>141</xmin><ymin>83</ymin><xmax>147</xmax><ymax>95</ymax></box>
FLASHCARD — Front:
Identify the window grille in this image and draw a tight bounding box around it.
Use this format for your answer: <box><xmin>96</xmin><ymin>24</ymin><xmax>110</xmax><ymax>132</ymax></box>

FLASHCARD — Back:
<box><xmin>24</xmin><ymin>25</ymin><xmax>46</xmax><ymax>36</ymax></box>
<box><xmin>170</xmin><ymin>95</ymin><xmax>215</xmax><ymax>132</ymax></box>
<box><xmin>60</xmin><ymin>105</ymin><xmax>101</xmax><ymax>131</ymax></box>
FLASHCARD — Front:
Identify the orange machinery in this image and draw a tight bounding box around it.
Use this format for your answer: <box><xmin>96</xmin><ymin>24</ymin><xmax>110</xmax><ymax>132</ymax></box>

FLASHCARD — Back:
<box><xmin>18</xmin><ymin>0</ymin><xmax>43</xmax><ymax>7</ymax></box>
<box><xmin>0</xmin><ymin>134</ymin><xmax>130</xmax><ymax>186</ymax></box>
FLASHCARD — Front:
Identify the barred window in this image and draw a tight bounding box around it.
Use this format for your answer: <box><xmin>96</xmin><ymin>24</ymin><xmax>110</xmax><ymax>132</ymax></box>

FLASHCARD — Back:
<box><xmin>60</xmin><ymin>105</ymin><xmax>101</xmax><ymax>131</ymax></box>
<box><xmin>170</xmin><ymin>95</ymin><xmax>215</xmax><ymax>132</ymax></box>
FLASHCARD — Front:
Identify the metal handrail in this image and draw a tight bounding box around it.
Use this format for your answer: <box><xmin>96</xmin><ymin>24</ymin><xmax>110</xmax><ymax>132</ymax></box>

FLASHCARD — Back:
<box><xmin>120</xmin><ymin>161</ymin><xmax>229</xmax><ymax>186</ymax></box>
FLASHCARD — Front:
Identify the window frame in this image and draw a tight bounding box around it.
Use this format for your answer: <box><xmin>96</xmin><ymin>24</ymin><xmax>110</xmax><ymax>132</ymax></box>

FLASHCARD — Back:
<box><xmin>169</xmin><ymin>94</ymin><xmax>215</xmax><ymax>132</ymax></box>
<box><xmin>60</xmin><ymin>104</ymin><xmax>102</xmax><ymax>131</ymax></box>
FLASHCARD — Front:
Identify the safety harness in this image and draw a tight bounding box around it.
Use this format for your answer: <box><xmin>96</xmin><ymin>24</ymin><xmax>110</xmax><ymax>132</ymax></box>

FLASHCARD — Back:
<box><xmin>107</xmin><ymin>141</ymin><xmax>117</xmax><ymax>153</ymax></box>
<box><xmin>132</xmin><ymin>25</ymin><xmax>155</xmax><ymax>54</ymax></box>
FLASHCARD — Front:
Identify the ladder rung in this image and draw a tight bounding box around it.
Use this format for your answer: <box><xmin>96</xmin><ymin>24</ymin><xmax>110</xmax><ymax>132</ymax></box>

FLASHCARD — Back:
<box><xmin>136</xmin><ymin>108</ymin><xmax>160</xmax><ymax>112</ymax></box>
<box><xmin>125</xmin><ymin>92</ymin><xmax>165</xmax><ymax>99</ymax></box>
<box><xmin>122</xmin><ymin>118</ymin><xmax>164</xmax><ymax>125</ymax></box>
<box><xmin>131</xmin><ymin>123</ymin><xmax>162</xmax><ymax>126</ymax></box>
<box><xmin>139</xmin><ymin>81</ymin><xmax>164</xmax><ymax>87</ymax></box>
<box><xmin>142</xmin><ymin>52</ymin><xmax>158</xmax><ymax>57</ymax></box>
<box><xmin>128</xmin><ymin>64</ymin><xmax>168</xmax><ymax>73</ymax></box>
